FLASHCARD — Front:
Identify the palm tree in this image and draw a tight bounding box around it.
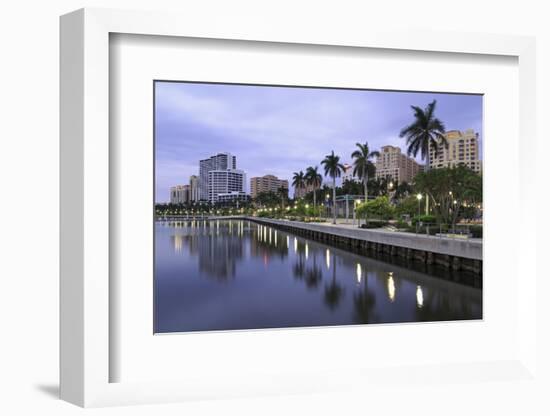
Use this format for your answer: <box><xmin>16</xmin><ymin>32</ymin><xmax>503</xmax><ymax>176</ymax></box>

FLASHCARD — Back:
<box><xmin>399</xmin><ymin>99</ymin><xmax>447</xmax><ymax>171</ymax></box>
<box><xmin>277</xmin><ymin>186</ymin><xmax>288</xmax><ymax>210</ymax></box>
<box><xmin>305</xmin><ymin>166</ymin><xmax>323</xmax><ymax>214</ymax></box>
<box><xmin>321</xmin><ymin>151</ymin><xmax>345</xmax><ymax>224</ymax></box>
<box><xmin>400</xmin><ymin>100</ymin><xmax>447</xmax><ymax>215</ymax></box>
<box><xmin>292</xmin><ymin>171</ymin><xmax>306</xmax><ymax>199</ymax></box>
<box><xmin>351</xmin><ymin>142</ymin><xmax>380</xmax><ymax>200</ymax></box>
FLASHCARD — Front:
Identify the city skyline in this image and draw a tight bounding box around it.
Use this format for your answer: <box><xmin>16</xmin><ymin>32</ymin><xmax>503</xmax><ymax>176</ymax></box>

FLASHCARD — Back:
<box><xmin>155</xmin><ymin>81</ymin><xmax>483</xmax><ymax>202</ymax></box>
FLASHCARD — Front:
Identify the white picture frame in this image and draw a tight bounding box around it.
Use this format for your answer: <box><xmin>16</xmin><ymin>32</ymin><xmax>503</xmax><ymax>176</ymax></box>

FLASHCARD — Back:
<box><xmin>60</xmin><ymin>7</ymin><xmax>538</xmax><ymax>408</ymax></box>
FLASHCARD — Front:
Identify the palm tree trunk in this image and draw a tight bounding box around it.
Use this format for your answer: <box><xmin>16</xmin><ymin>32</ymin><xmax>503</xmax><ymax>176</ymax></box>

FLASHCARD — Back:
<box><xmin>425</xmin><ymin>150</ymin><xmax>430</xmax><ymax>215</ymax></box>
<box><xmin>332</xmin><ymin>177</ymin><xmax>336</xmax><ymax>224</ymax></box>
<box><xmin>313</xmin><ymin>188</ymin><xmax>317</xmax><ymax>217</ymax></box>
<box><xmin>363</xmin><ymin>175</ymin><xmax>368</xmax><ymax>226</ymax></box>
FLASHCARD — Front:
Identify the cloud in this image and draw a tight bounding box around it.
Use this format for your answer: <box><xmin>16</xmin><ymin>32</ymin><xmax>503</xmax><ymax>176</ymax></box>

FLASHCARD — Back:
<box><xmin>155</xmin><ymin>82</ymin><xmax>483</xmax><ymax>201</ymax></box>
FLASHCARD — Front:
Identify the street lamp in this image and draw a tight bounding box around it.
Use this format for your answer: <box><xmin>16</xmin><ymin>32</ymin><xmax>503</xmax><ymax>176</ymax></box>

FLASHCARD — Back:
<box><xmin>354</xmin><ymin>199</ymin><xmax>361</xmax><ymax>226</ymax></box>
<box><xmin>416</xmin><ymin>193</ymin><xmax>422</xmax><ymax>217</ymax></box>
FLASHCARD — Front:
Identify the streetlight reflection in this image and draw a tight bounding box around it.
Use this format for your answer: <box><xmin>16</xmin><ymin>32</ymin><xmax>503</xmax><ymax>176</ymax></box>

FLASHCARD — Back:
<box><xmin>387</xmin><ymin>272</ymin><xmax>395</xmax><ymax>302</ymax></box>
<box><xmin>416</xmin><ymin>285</ymin><xmax>424</xmax><ymax>308</ymax></box>
<box><xmin>173</xmin><ymin>235</ymin><xmax>183</xmax><ymax>253</ymax></box>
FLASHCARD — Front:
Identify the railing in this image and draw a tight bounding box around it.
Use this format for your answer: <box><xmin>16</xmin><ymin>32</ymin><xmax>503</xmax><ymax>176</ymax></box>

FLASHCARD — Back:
<box><xmin>412</xmin><ymin>222</ymin><xmax>482</xmax><ymax>239</ymax></box>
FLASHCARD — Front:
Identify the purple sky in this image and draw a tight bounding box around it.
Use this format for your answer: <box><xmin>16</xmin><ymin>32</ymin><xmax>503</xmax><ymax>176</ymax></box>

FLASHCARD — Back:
<box><xmin>155</xmin><ymin>81</ymin><xmax>482</xmax><ymax>202</ymax></box>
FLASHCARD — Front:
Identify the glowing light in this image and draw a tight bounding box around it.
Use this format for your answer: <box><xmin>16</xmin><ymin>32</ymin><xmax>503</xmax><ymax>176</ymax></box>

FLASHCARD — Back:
<box><xmin>305</xmin><ymin>243</ymin><xmax>309</xmax><ymax>260</ymax></box>
<box><xmin>173</xmin><ymin>235</ymin><xmax>183</xmax><ymax>252</ymax></box>
<box><xmin>356</xmin><ymin>263</ymin><xmax>362</xmax><ymax>284</ymax></box>
<box><xmin>286</xmin><ymin>235</ymin><xmax>290</xmax><ymax>248</ymax></box>
<box><xmin>416</xmin><ymin>285</ymin><xmax>424</xmax><ymax>308</ymax></box>
<box><xmin>294</xmin><ymin>237</ymin><xmax>298</xmax><ymax>253</ymax></box>
<box><xmin>326</xmin><ymin>249</ymin><xmax>330</xmax><ymax>269</ymax></box>
<box><xmin>416</xmin><ymin>193</ymin><xmax>422</xmax><ymax>200</ymax></box>
<box><xmin>387</xmin><ymin>274</ymin><xmax>395</xmax><ymax>302</ymax></box>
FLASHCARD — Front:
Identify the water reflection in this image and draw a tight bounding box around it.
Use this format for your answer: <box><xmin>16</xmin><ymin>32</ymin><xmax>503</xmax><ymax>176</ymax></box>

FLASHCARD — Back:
<box><xmin>387</xmin><ymin>273</ymin><xmax>396</xmax><ymax>303</ymax></box>
<box><xmin>416</xmin><ymin>285</ymin><xmax>424</xmax><ymax>309</ymax></box>
<box><xmin>155</xmin><ymin>220</ymin><xmax>482</xmax><ymax>333</ymax></box>
<box><xmin>324</xmin><ymin>253</ymin><xmax>345</xmax><ymax>310</ymax></box>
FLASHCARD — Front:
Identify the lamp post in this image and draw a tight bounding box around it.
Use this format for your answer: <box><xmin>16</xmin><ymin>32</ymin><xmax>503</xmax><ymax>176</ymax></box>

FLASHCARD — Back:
<box><xmin>325</xmin><ymin>193</ymin><xmax>330</xmax><ymax>220</ymax></box>
<box><xmin>354</xmin><ymin>198</ymin><xmax>361</xmax><ymax>226</ymax></box>
<box><xmin>416</xmin><ymin>193</ymin><xmax>422</xmax><ymax>217</ymax></box>
<box><xmin>387</xmin><ymin>180</ymin><xmax>394</xmax><ymax>198</ymax></box>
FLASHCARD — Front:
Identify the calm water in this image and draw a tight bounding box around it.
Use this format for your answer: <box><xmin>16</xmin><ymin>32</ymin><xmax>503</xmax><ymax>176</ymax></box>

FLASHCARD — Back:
<box><xmin>154</xmin><ymin>220</ymin><xmax>482</xmax><ymax>333</ymax></box>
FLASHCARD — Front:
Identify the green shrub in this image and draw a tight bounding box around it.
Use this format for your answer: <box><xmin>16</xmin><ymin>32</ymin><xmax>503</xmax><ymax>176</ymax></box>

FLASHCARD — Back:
<box><xmin>414</xmin><ymin>224</ymin><xmax>439</xmax><ymax>235</ymax></box>
<box><xmin>356</xmin><ymin>196</ymin><xmax>395</xmax><ymax>220</ymax></box>
<box><xmin>360</xmin><ymin>220</ymin><xmax>389</xmax><ymax>229</ymax></box>
<box><xmin>395</xmin><ymin>220</ymin><xmax>409</xmax><ymax>229</ymax></box>
<box><xmin>469</xmin><ymin>225</ymin><xmax>483</xmax><ymax>238</ymax></box>
<box><xmin>412</xmin><ymin>214</ymin><xmax>437</xmax><ymax>225</ymax></box>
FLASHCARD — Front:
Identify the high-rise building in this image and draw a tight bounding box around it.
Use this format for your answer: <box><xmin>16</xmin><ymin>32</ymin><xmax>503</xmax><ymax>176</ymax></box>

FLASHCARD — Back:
<box><xmin>375</xmin><ymin>145</ymin><xmax>422</xmax><ymax>183</ymax></box>
<box><xmin>216</xmin><ymin>191</ymin><xmax>250</xmax><ymax>205</ymax></box>
<box><xmin>199</xmin><ymin>152</ymin><xmax>237</xmax><ymax>200</ymax></box>
<box><xmin>342</xmin><ymin>163</ymin><xmax>359</xmax><ymax>183</ymax></box>
<box><xmin>170</xmin><ymin>185</ymin><xmax>190</xmax><ymax>204</ymax></box>
<box><xmin>429</xmin><ymin>129</ymin><xmax>482</xmax><ymax>173</ymax></box>
<box><xmin>208</xmin><ymin>169</ymin><xmax>246</xmax><ymax>203</ymax></box>
<box><xmin>250</xmin><ymin>174</ymin><xmax>289</xmax><ymax>199</ymax></box>
<box><xmin>189</xmin><ymin>175</ymin><xmax>200</xmax><ymax>202</ymax></box>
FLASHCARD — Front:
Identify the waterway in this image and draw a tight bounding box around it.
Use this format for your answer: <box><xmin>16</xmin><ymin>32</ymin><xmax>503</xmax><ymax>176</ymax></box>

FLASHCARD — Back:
<box><xmin>155</xmin><ymin>219</ymin><xmax>482</xmax><ymax>333</ymax></box>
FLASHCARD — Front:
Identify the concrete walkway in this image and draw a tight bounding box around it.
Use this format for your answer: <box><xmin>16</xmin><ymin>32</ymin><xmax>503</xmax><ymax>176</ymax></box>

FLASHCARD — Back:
<box><xmin>249</xmin><ymin>217</ymin><xmax>482</xmax><ymax>261</ymax></box>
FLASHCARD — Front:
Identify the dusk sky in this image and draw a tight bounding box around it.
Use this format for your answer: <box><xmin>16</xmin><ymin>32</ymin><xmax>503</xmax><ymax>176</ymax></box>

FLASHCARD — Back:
<box><xmin>155</xmin><ymin>81</ymin><xmax>483</xmax><ymax>202</ymax></box>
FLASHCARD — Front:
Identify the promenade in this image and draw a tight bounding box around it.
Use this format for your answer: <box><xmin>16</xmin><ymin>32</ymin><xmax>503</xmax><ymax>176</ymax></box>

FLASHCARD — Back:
<box><xmin>248</xmin><ymin>217</ymin><xmax>482</xmax><ymax>274</ymax></box>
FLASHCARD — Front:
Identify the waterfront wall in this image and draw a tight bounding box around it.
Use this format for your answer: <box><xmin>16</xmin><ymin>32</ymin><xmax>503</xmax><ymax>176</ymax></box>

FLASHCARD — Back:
<box><xmin>248</xmin><ymin>217</ymin><xmax>482</xmax><ymax>275</ymax></box>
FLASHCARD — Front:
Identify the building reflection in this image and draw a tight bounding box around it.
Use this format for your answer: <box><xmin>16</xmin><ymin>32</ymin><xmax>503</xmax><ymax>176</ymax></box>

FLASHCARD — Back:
<box><xmin>169</xmin><ymin>221</ymin><xmax>246</xmax><ymax>280</ymax></box>
<box><xmin>250</xmin><ymin>224</ymin><xmax>289</xmax><ymax>262</ymax></box>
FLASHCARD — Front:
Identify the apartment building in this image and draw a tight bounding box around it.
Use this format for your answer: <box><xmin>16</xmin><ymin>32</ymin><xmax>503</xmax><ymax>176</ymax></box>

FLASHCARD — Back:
<box><xmin>169</xmin><ymin>185</ymin><xmax>190</xmax><ymax>204</ymax></box>
<box><xmin>250</xmin><ymin>174</ymin><xmax>289</xmax><ymax>199</ymax></box>
<box><xmin>375</xmin><ymin>145</ymin><xmax>422</xmax><ymax>183</ymax></box>
<box><xmin>199</xmin><ymin>152</ymin><xmax>237</xmax><ymax>200</ymax></box>
<box><xmin>208</xmin><ymin>169</ymin><xmax>246</xmax><ymax>203</ymax></box>
<box><xmin>429</xmin><ymin>129</ymin><xmax>482</xmax><ymax>173</ymax></box>
<box><xmin>189</xmin><ymin>175</ymin><xmax>200</xmax><ymax>202</ymax></box>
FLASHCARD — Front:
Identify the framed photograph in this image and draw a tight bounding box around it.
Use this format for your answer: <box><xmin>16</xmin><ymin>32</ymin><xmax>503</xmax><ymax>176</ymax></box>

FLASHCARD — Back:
<box><xmin>153</xmin><ymin>80</ymin><xmax>483</xmax><ymax>335</ymax></box>
<box><xmin>60</xmin><ymin>8</ymin><xmax>538</xmax><ymax>408</ymax></box>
